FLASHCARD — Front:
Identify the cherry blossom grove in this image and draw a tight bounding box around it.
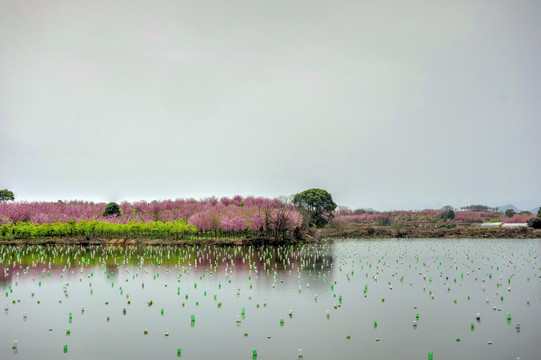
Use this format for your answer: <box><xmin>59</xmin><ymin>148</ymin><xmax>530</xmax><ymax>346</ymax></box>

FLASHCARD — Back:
<box><xmin>0</xmin><ymin>196</ymin><xmax>303</xmax><ymax>234</ymax></box>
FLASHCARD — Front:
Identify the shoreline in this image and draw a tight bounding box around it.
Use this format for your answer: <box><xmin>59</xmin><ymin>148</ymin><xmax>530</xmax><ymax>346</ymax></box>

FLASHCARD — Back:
<box><xmin>0</xmin><ymin>223</ymin><xmax>539</xmax><ymax>245</ymax></box>
<box><xmin>0</xmin><ymin>237</ymin><xmax>305</xmax><ymax>246</ymax></box>
<box><xmin>318</xmin><ymin>222</ymin><xmax>541</xmax><ymax>239</ymax></box>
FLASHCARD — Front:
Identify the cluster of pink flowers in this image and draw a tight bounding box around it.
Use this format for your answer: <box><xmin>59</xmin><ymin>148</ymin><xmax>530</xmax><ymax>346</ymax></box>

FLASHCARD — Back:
<box><xmin>186</xmin><ymin>200</ymin><xmax>302</xmax><ymax>232</ymax></box>
<box><xmin>454</xmin><ymin>211</ymin><xmax>495</xmax><ymax>223</ymax></box>
<box><xmin>0</xmin><ymin>196</ymin><xmax>303</xmax><ymax>232</ymax></box>
<box><xmin>332</xmin><ymin>209</ymin><xmax>445</xmax><ymax>224</ymax></box>
<box><xmin>500</xmin><ymin>213</ymin><xmax>536</xmax><ymax>223</ymax></box>
<box><xmin>332</xmin><ymin>213</ymin><xmax>394</xmax><ymax>224</ymax></box>
<box><xmin>0</xmin><ymin>200</ymin><xmax>104</xmax><ymax>224</ymax></box>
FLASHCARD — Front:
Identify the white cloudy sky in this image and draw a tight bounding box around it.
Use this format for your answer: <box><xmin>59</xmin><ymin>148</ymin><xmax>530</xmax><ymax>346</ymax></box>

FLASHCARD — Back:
<box><xmin>1</xmin><ymin>0</ymin><xmax>540</xmax><ymax>211</ymax></box>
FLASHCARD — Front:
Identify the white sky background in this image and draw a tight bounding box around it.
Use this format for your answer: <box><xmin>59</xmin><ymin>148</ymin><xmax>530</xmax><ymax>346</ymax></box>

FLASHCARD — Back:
<box><xmin>1</xmin><ymin>0</ymin><xmax>540</xmax><ymax>211</ymax></box>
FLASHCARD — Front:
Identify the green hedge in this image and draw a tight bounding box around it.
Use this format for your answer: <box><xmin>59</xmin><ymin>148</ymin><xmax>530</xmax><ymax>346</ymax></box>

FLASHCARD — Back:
<box><xmin>0</xmin><ymin>220</ymin><xmax>197</xmax><ymax>240</ymax></box>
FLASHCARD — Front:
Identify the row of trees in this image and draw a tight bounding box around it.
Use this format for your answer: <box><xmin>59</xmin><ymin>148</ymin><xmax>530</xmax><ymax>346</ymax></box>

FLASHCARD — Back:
<box><xmin>0</xmin><ymin>195</ymin><xmax>309</xmax><ymax>240</ymax></box>
<box><xmin>0</xmin><ymin>188</ymin><xmax>340</xmax><ymax>240</ymax></box>
<box><xmin>4</xmin><ymin>185</ymin><xmax>536</xmax><ymax>232</ymax></box>
<box><xmin>332</xmin><ymin>208</ymin><xmax>537</xmax><ymax>225</ymax></box>
<box><xmin>459</xmin><ymin>205</ymin><xmax>499</xmax><ymax>212</ymax></box>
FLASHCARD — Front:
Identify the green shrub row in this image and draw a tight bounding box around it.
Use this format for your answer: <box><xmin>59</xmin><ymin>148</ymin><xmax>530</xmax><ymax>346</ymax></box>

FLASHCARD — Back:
<box><xmin>0</xmin><ymin>220</ymin><xmax>197</xmax><ymax>240</ymax></box>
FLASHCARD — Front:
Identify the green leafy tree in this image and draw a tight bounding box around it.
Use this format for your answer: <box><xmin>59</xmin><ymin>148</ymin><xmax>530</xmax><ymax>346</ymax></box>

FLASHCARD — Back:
<box><xmin>0</xmin><ymin>189</ymin><xmax>15</xmax><ymax>202</ymax></box>
<box><xmin>292</xmin><ymin>188</ymin><xmax>337</xmax><ymax>227</ymax></box>
<box><xmin>441</xmin><ymin>209</ymin><xmax>455</xmax><ymax>220</ymax></box>
<box><xmin>527</xmin><ymin>218</ymin><xmax>541</xmax><ymax>229</ymax></box>
<box><xmin>103</xmin><ymin>202</ymin><xmax>121</xmax><ymax>217</ymax></box>
<box><xmin>538</xmin><ymin>207</ymin><xmax>541</xmax><ymax>218</ymax></box>
<box><xmin>504</xmin><ymin>209</ymin><xmax>516</xmax><ymax>218</ymax></box>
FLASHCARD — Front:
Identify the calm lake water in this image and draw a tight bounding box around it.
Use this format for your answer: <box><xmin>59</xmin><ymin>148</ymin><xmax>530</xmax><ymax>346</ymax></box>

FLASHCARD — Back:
<box><xmin>1</xmin><ymin>239</ymin><xmax>540</xmax><ymax>360</ymax></box>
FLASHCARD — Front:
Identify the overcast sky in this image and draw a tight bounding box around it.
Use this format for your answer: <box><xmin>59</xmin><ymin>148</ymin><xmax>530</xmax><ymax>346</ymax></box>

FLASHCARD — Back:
<box><xmin>1</xmin><ymin>0</ymin><xmax>540</xmax><ymax>211</ymax></box>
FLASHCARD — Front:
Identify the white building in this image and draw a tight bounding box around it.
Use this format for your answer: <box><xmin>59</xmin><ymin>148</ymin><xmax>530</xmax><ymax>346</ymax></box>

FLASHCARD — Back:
<box><xmin>502</xmin><ymin>223</ymin><xmax>528</xmax><ymax>228</ymax></box>
<box><xmin>479</xmin><ymin>222</ymin><xmax>503</xmax><ymax>228</ymax></box>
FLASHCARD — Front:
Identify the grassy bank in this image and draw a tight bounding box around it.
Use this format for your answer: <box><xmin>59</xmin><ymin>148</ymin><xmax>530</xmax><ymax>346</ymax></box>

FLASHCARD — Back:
<box><xmin>319</xmin><ymin>222</ymin><xmax>541</xmax><ymax>239</ymax></box>
<box><xmin>1</xmin><ymin>220</ymin><xmax>538</xmax><ymax>246</ymax></box>
<box><xmin>0</xmin><ymin>236</ymin><xmax>304</xmax><ymax>246</ymax></box>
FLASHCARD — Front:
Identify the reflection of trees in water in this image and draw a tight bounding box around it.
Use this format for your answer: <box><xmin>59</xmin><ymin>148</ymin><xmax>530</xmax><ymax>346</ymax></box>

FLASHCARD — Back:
<box><xmin>190</xmin><ymin>244</ymin><xmax>335</xmax><ymax>275</ymax></box>
<box><xmin>0</xmin><ymin>272</ymin><xmax>13</xmax><ymax>288</ymax></box>
<box><xmin>0</xmin><ymin>244</ymin><xmax>335</xmax><ymax>286</ymax></box>
<box><xmin>0</xmin><ymin>264</ymin><xmax>84</xmax><ymax>291</ymax></box>
<box><xmin>309</xmin><ymin>253</ymin><xmax>334</xmax><ymax>272</ymax></box>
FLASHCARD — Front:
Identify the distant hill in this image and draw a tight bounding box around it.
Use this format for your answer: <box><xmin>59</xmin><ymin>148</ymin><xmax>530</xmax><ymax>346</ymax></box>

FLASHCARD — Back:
<box><xmin>494</xmin><ymin>204</ymin><xmax>539</xmax><ymax>214</ymax></box>
<box><xmin>496</xmin><ymin>204</ymin><xmax>522</xmax><ymax>213</ymax></box>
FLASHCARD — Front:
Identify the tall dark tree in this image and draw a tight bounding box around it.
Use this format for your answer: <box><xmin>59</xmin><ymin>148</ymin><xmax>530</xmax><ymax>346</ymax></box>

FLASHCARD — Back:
<box><xmin>441</xmin><ymin>209</ymin><xmax>455</xmax><ymax>220</ymax></box>
<box><xmin>527</xmin><ymin>218</ymin><xmax>541</xmax><ymax>229</ymax></box>
<box><xmin>0</xmin><ymin>189</ymin><xmax>15</xmax><ymax>202</ymax></box>
<box><xmin>292</xmin><ymin>188</ymin><xmax>337</xmax><ymax>227</ymax></box>
<box><xmin>504</xmin><ymin>209</ymin><xmax>516</xmax><ymax>218</ymax></box>
<box><xmin>103</xmin><ymin>202</ymin><xmax>121</xmax><ymax>217</ymax></box>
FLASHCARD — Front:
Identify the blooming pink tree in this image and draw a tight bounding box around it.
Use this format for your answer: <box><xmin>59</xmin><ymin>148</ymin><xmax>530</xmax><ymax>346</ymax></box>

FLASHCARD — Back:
<box><xmin>220</xmin><ymin>217</ymin><xmax>234</xmax><ymax>232</ymax></box>
<box><xmin>232</xmin><ymin>195</ymin><xmax>243</xmax><ymax>206</ymax></box>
